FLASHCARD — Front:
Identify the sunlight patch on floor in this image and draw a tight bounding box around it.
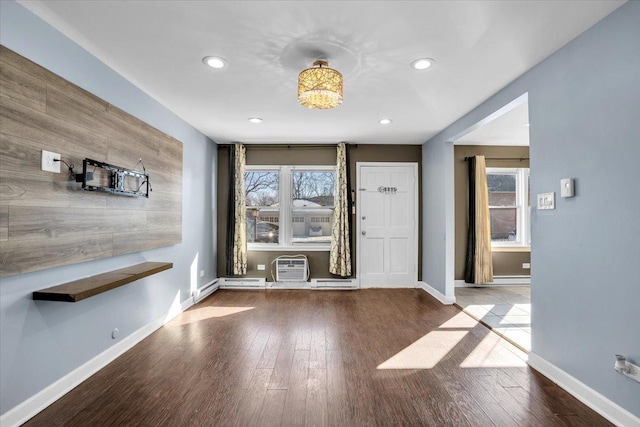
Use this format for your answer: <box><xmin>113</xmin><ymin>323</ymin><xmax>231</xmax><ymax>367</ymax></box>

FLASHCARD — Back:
<box><xmin>168</xmin><ymin>306</ymin><xmax>255</xmax><ymax>326</ymax></box>
<box><xmin>439</xmin><ymin>311</ymin><xmax>480</xmax><ymax>329</ymax></box>
<box><xmin>460</xmin><ymin>332</ymin><xmax>527</xmax><ymax>368</ymax></box>
<box><xmin>377</xmin><ymin>331</ymin><xmax>468</xmax><ymax>369</ymax></box>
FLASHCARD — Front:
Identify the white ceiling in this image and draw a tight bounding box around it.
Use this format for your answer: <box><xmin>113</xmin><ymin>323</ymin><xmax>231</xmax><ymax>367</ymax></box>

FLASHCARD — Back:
<box><xmin>20</xmin><ymin>1</ymin><xmax>624</xmax><ymax>145</ymax></box>
<box><xmin>455</xmin><ymin>101</ymin><xmax>530</xmax><ymax>146</ymax></box>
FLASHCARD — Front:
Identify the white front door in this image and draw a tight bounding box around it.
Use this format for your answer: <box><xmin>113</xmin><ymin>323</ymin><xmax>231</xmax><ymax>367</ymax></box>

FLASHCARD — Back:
<box><xmin>357</xmin><ymin>163</ymin><xmax>418</xmax><ymax>288</ymax></box>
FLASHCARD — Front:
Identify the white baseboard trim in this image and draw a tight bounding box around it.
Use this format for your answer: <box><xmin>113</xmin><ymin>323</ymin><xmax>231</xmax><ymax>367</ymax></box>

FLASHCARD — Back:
<box><xmin>0</xmin><ymin>296</ymin><xmax>194</xmax><ymax>427</ymax></box>
<box><xmin>219</xmin><ymin>277</ymin><xmax>360</xmax><ymax>290</ymax></box>
<box><xmin>455</xmin><ymin>277</ymin><xmax>531</xmax><ymax>287</ymax></box>
<box><xmin>528</xmin><ymin>352</ymin><xmax>640</xmax><ymax>427</ymax></box>
<box><xmin>418</xmin><ymin>281</ymin><xmax>456</xmax><ymax>305</ymax></box>
<box><xmin>360</xmin><ymin>284</ymin><xmax>415</xmax><ymax>289</ymax></box>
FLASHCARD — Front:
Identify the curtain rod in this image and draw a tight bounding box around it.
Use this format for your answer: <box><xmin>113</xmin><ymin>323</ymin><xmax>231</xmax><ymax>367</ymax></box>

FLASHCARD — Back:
<box><xmin>219</xmin><ymin>143</ymin><xmax>358</xmax><ymax>149</ymax></box>
<box><xmin>464</xmin><ymin>156</ymin><xmax>529</xmax><ymax>161</ymax></box>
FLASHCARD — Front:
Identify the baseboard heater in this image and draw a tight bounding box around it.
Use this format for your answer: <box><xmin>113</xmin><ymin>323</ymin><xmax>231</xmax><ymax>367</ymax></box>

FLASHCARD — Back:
<box><xmin>219</xmin><ymin>277</ymin><xmax>266</xmax><ymax>289</ymax></box>
<box><xmin>192</xmin><ymin>279</ymin><xmax>219</xmax><ymax>303</ymax></box>
<box><xmin>311</xmin><ymin>278</ymin><xmax>359</xmax><ymax>290</ymax></box>
<box><xmin>267</xmin><ymin>281</ymin><xmax>310</xmax><ymax>289</ymax></box>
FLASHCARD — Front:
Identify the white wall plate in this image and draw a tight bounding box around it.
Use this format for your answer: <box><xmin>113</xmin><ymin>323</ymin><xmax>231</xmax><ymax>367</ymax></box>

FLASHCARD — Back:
<box><xmin>537</xmin><ymin>192</ymin><xmax>555</xmax><ymax>210</ymax></box>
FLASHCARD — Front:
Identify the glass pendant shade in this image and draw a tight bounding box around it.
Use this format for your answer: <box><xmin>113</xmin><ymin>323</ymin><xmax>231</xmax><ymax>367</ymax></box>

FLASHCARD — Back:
<box><xmin>298</xmin><ymin>60</ymin><xmax>343</xmax><ymax>109</ymax></box>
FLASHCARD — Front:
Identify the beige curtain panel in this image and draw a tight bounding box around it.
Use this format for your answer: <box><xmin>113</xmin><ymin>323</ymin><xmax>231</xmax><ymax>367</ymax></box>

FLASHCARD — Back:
<box><xmin>329</xmin><ymin>143</ymin><xmax>351</xmax><ymax>277</ymax></box>
<box><xmin>464</xmin><ymin>155</ymin><xmax>493</xmax><ymax>284</ymax></box>
<box><xmin>231</xmin><ymin>144</ymin><xmax>247</xmax><ymax>275</ymax></box>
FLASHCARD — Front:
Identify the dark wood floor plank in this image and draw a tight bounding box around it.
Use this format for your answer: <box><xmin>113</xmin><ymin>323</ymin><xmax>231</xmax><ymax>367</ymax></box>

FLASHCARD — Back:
<box><xmin>309</xmin><ymin>326</ymin><xmax>327</xmax><ymax>369</ymax></box>
<box><xmin>237</xmin><ymin>368</ymin><xmax>274</xmax><ymax>426</ymax></box>
<box><xmin>326</xmin><ymin>350</ymin><xmax>351</xmax><ymax>426</ymax></box>
<box><xmin>305</xmin><ymin>368</ymin><xmax>329</xmax><ymax>426</ymax></box>
<box><xmin>256</xmin><ymin>330</ymin><xmax>283</xmax><ymax>369</ymax></box>
<box><xmin>280</xmin><ymin>349</ymin><xmax>310</xmax><ymax>426</ymax></box>
<box><xmin>257</xmin><ymin>389</ymin><xmax>287</xmax><ymax>427</ymax></box>
<box><xmin>475</xmin><ymin>374</ymin><xmax>556</xmax><ymax>426</ymax></box>
<box><xmin>451</xmin><ymin>374</ymin><xmax>522</xmax><ymax>427</ymax></box>
<box><xmin>23</xmin><ymin>289</ymin><xmax>614</xmax><ymax>427</ymax></box>
<box><xmin>268</xmin><ymin>331</ymin><xmax>298</xmax><ymax>390</ymax></box>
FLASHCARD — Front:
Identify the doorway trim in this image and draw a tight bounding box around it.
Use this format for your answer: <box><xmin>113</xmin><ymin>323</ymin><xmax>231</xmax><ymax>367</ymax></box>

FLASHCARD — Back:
<box><xmin>355</xmin><ymin>162</ymin><xmax>419</xmax><ymax>288</ymax></box>
<box><xmin>445</xmin><ymin>92</ymin><xmax>530</xmax><ymax>302</ymax></box>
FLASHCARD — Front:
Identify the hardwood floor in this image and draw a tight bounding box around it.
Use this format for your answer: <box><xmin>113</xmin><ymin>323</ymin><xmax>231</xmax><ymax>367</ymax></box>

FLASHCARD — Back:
<box><xmin>24</xmin><ymin>289</ymin><xmax>611</xmax><ymax>426</ymax></box>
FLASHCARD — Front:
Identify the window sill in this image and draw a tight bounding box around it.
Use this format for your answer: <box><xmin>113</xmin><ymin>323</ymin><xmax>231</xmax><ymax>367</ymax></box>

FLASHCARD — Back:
<box><xmin>491</xmin><ymin>246</ymin><xmax>531</xmax><ymax>253</ymax></box>
<box><xmin>248</xmin><ymin>245</ymin><xmax>331</xmax><ymax>252</ymax></box>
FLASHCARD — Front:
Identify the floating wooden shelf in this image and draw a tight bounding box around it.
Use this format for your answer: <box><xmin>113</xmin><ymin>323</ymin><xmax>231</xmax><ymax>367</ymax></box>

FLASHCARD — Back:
<box><xmin>33</xmin><ymin>262</ymin><xmax>173</xmax><ymax>302</ymax></box>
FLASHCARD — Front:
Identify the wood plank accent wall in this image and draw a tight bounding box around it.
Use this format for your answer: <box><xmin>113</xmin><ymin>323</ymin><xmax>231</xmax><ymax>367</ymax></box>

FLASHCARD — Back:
<box><xmin>0</xmin><ymin>46</ymin><xmax>183</xmax><ymax>277</ymax></box>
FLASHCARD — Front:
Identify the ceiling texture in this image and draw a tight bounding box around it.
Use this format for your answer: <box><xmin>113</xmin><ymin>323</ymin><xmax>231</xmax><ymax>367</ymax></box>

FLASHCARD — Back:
<box><xmin>21</xmin><ymin>0</ymin><xmax>624</xmax><ymax>145</ymax></box>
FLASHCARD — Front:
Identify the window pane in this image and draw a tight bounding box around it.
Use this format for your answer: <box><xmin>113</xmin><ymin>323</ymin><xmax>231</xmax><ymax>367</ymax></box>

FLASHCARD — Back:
<box><xmin>291</xmin><ymin>171</ymin><xmax>335</xmax><ymax>245</ymax></box>
<box><xmin>487</xmin><ymin>174</ymin><xmax>516</xmax><ymax>206</ymax></box>
<box><xmin>245</xmin><ymin>171</ymin><xmax>279</xmax><ymax>244</ymax></box>
<box><xmin>245</xmin><ymin>171</ymin><xmax>278</xmax><ymax>207</ymax></box>
<box><xmin>292</xmin><ymin>171</ymin><xmax>335</xmax><ymax>206</ymax></box>
<box><xmin>291</xmin><ymin>210</ymin><xmax>334</xmax><ymax>244</ymax></box>
<box><xmin>490</xmin><ymin>208</ymin><xmax>517</xmax><ymax>241</ymax></box>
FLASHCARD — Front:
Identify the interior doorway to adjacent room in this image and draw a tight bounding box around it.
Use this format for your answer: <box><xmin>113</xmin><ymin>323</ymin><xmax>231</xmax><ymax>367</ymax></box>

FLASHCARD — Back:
<box><xmin>450</xmin><ymin>94</ymin><xmax>532</xmax><ymax>352</ymax></box>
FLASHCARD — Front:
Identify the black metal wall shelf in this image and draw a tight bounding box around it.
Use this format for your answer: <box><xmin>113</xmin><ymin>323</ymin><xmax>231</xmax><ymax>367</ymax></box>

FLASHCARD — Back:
<box><xmin>80</xmin><ymin>158</ymin><xmax>150</xmax><ymax>198</ymax></box>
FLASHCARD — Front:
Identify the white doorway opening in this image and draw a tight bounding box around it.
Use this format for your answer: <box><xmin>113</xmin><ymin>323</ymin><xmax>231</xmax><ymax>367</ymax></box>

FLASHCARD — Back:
<box><xmin>448</xmin><ymin>93</ymin><xmax>532</xmax><ymax>352</ymax></box>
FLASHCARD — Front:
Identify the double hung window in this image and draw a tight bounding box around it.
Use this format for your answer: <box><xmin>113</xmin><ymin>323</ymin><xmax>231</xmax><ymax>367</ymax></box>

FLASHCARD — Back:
<box><xmin>486</xmin><ymin>167</ymin><xmax>530</xmax><ymax>247</ymax></box>
<box><xmin>245</xmin><ymin>166</ymin><xmax>335</xmax><ymax>250</ymax></box>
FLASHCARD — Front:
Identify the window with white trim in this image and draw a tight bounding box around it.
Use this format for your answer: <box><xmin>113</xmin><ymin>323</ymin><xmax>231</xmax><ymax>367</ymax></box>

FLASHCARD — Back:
<box><xmin>486</xmin><ymin>168</ymin><xmax>530</xmax><ymax>247</ymax></box>
<box><xmin>245</xmin><ymin>166</ymin><xmax>335</xmax><ymax>250</ymax></box>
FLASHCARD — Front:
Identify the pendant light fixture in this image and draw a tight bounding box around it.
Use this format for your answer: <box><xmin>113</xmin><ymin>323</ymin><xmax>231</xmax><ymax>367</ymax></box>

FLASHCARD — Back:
<box><xmin>298</xmin><ymin>60</ymin><xmax>343</xmax><ymax>109</ymax></box>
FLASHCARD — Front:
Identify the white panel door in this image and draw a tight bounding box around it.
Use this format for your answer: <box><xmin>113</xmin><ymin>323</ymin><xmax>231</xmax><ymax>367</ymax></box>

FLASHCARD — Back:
<box><xmin>357</xmin><ymin>163</ymin><xmax>417</xmax><ymax>288</ymax></box>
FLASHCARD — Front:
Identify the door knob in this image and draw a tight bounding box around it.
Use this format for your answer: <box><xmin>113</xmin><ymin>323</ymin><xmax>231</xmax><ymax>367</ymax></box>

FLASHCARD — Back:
<box><xmin>361</xmin><ymin>231</ymin><xmax>366</xmax><ymax>235</ymax></box>
<box><xmin>361</xmin><ymin>216</ymin><xmax>366</xmax><ymax>220</ymax></box>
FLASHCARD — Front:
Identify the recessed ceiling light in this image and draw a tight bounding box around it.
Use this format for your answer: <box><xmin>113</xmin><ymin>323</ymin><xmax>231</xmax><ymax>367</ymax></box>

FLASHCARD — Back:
<box><xmin>248</xmin><ymin>117</ymin><xmax>263</xmax><ymax>124</ymax></box>
<box><xmin>411</xmin><ymin>58</ymin><xmax>434</xmax><ymax>70</ymax></box>
<box><xmin>202</xmin><ymin>56</ymin><xmax>227</xmax><ymax>69</ymax></box>
<box><xmin>379</xmin><ymin>118</ymin><xmax>392</xmax><ymax>125</ymax></box>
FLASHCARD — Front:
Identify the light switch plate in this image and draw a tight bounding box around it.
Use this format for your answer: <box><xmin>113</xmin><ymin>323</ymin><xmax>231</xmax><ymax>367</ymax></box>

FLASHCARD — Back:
<box><xmin>537</xmin><ymin>192</ymin><xmax>555</xmax><ymax>210</ymax></box>
<box><xmin>257</xmin><ymin>264</ymin><xmax>266</xmax><ymax>271</ymax></box>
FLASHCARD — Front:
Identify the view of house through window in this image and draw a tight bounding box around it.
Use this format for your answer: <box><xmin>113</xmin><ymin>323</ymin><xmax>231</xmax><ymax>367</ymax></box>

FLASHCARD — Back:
<box><xmin>291</xmin><ymin>171</ymin><xmax>335</xmax><ymax>244</ymax></box>
<box><xmin>245</xmin><ymin>167</ymin><xmax>335</xmax><ymax>248</ymax></box>
<box><xmin>245</xmin><ymin>171</ymin><xmax>279</xmax><ymax>244</ymax></box>
<box><xmin>486</xmin><ymin>167</ymin><xmax>530</xmax><ymax>246</ymax></box>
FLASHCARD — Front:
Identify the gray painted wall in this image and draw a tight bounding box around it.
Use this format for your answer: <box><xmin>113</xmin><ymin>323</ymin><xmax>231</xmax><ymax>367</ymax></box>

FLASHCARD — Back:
<box><xmin>422</xmin><ymin>1</ymin><xmax>639</xmax><ymax>416</ymax></box>
<box><xmin>421</xmin><ymin>140</ymin><xmax>453</xmax><ymax>295</ymax></box>
<box><xmin>0</xmin><ymin>1</ymin><xmax>217</xmax><ymax>415</ymax></box>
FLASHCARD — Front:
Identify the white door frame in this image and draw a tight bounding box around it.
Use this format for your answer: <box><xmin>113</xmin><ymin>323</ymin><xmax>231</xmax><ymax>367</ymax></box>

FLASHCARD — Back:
<box><xmin>355</xmin><ymin>162</ymin><xmax>419</xmax><ymax>287</ymax></box>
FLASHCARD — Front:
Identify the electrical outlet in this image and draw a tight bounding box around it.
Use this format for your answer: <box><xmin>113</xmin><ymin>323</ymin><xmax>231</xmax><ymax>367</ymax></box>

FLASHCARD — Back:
<box><xmin>522</xmin><ymin>263</ymin><xmax>531</xmax><ymax>269</ymax></box>
<box><xmin>257</xmin><ymin>264</ymin><xmax>266</xmax><ymax>271</ymax></box>
<box><xmin>199</xmin><ymin>270</ymin><xmax>204</xmax><ymax>277</ymax></box>
<box><xmin>41</xmin><ymin>150</ymin><xmax>61</xmax><ymax>173</ymax></box>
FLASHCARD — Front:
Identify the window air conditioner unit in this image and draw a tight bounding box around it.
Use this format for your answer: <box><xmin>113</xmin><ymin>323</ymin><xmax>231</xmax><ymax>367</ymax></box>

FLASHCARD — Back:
<box><xmin>276</xmin><ymin>258</ymin><xmax>308</xmax><ymax>282</ymax></box>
